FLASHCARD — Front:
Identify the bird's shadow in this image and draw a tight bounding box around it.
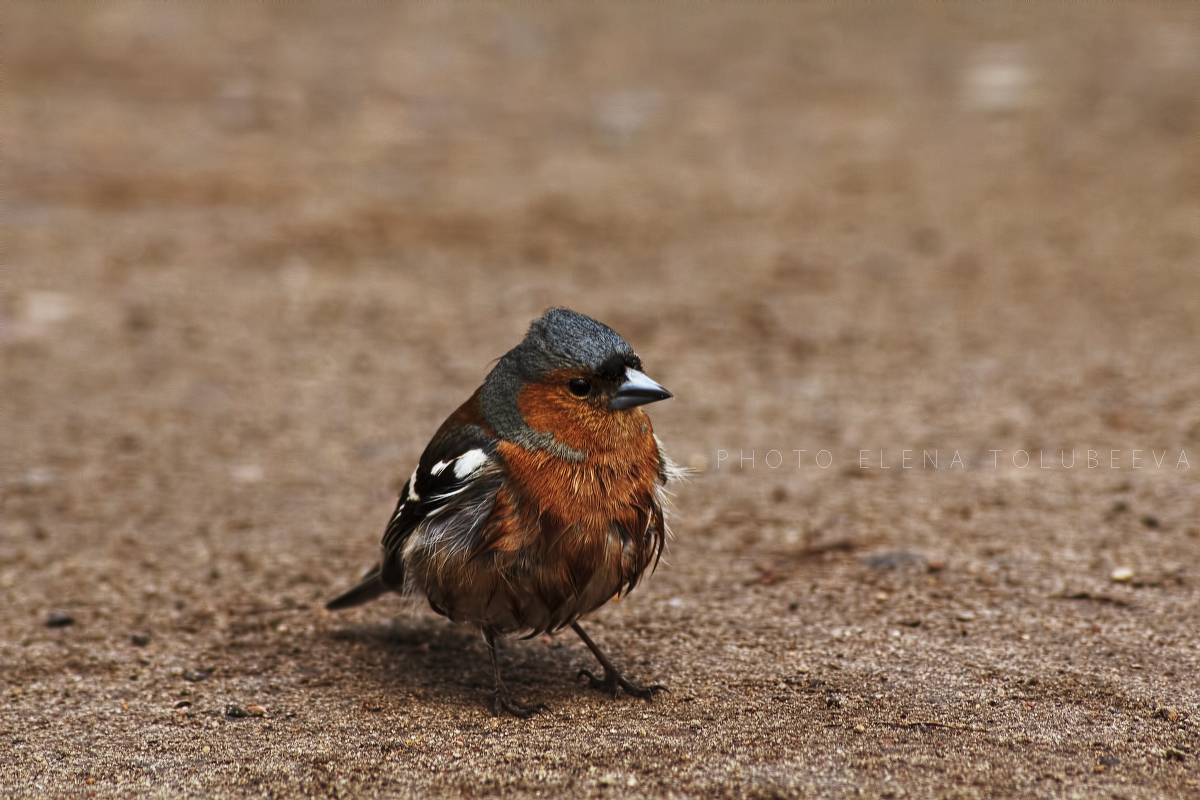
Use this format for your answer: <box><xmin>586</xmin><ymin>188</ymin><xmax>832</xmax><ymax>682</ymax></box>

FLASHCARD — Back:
<box><xmin>321</xmin><ymin>614</ymin><xmax>581</xmax><ymax>707</ymax></box>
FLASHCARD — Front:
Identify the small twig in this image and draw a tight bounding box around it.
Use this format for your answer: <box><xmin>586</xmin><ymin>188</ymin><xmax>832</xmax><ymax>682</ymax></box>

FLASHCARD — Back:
<box><xmin>747</xmin><ymin>540</ymin><xmax>859</xmax><ymax>586</ymax></box>
<box><xmin>794</xmin><ymin>538</ymin><xmax>857</xmax><ymax>558</ymax></box>
<box><xmin>877</xmin><ymin>720</ymin><xmax>985</xmax><ymax>732</ymax></box>
<box><xmin>230</xmin><ymin>604</ymin><xmax>311</xmax><ymax>616</ymax></box>
<box><xmin>1054</xmin><ymin>592</ymin><xmax>1130</xmax><ymax>607</ymax></box>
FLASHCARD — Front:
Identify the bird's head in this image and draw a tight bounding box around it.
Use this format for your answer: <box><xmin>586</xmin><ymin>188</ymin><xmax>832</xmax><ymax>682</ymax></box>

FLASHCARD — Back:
<box><xmin>481</xmin><ymin>308</ymin><xmax>672</xmax><ymax>459</ymax></box>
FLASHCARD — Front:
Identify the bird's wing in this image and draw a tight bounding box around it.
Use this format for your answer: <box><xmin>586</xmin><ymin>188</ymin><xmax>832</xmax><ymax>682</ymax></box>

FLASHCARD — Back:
<box><xmin>378</xmin><ymin>423</ymin><xmax>503</xmax><ymax>588</ymax></box>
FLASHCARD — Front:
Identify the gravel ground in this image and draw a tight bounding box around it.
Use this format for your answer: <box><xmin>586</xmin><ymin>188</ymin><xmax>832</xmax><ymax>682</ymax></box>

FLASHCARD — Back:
<box><xmin>3</xmin><ymin>3</ymin><xmax>1199</xmax><ymax>798</ymax></box>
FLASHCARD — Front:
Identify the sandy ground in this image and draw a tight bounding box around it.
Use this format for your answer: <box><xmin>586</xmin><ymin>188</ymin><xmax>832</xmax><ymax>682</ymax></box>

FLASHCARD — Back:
<box><xmin>3</xmin><ymin>3</ymin><xmax>1200</xmax><ymax>798</ymax></box>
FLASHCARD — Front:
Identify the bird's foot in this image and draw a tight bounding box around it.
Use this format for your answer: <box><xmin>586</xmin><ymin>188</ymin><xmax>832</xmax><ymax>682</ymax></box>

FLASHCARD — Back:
<box><xmin>578</xmin><ymin>668</ymin><xmax>667</xmax><ymax>701</ymax></box>
<box><xmin>492</xmin><ymin>689</ymin><xmax>547</xmax><ymax>719</ymax></box>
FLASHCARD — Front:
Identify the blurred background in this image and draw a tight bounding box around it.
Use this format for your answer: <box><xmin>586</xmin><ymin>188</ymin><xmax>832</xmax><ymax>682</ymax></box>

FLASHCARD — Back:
<box><xmin>3</xmin><ymin>3</ymin><xmax>1199</xmax><ymax>795</ymax></box>
<box><xmin>5</xmin><ymin>2</ymin><xmax>1197</xmax><ymax>563</ymax></box>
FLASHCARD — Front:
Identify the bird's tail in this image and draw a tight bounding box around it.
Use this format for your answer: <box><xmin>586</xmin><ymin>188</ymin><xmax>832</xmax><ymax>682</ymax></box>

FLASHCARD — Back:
<box><xmin>325</xmin><ymin>563</ymin><xmax>388</xmax><ymax>611</ymax></box>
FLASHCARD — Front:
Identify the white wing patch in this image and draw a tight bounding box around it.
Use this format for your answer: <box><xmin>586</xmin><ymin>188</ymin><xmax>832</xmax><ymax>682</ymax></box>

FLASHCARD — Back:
<box><xmin>453</xmin><ymin>449</ymin><xmax>489</xmax><ymax>479</ymax></box>
<box><xmin>430</xmin><ymin>460</ymin><xmax>451</xmax><ymax>476</ymax></box>
<box><xmin>406</xmin><ymin>468</ymin><xmax>421</xmax><ymax>501</ymax></box>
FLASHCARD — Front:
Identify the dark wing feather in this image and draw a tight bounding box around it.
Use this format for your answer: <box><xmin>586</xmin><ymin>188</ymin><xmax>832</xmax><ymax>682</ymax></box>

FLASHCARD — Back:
<box><xmin>377</xmin><ymin>423</ymin><xmax>501</xmax><ymax>589</ymax></box>
<box><xmin>326</xmin><ymin>423</ymin><xmax>502</xmax><ymax>610</ymax></box>
<box><xmin>324</xmin><ymin>563</ymin><xmax>387</xmax><ymax>611</ymax></box>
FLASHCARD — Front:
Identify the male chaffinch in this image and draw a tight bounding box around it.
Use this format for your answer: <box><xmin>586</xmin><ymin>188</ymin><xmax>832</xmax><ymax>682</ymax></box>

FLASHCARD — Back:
<box><xmin>327</xmin><ymin>307</ymin><xmax>679</xmax><ymax>717</ymax></box>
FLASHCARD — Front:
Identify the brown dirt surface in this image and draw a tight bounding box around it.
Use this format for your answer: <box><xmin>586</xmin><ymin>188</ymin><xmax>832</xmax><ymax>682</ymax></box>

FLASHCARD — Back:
<box><xmin>3</xmin><ymin>3</ymin><xmax>1199</xmax><ymax>798</ymax></box>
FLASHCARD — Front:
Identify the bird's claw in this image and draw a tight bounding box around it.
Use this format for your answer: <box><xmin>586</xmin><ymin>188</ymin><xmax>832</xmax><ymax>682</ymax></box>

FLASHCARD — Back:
<box><xmin>577</xmin><ymin>668</ymin><xmax>668</xmax><ymax>702</ymax></box>
<box><xmin>492</xmin><ymin>690</ymin><xmax>547</xmax><ymax>719</ymax></box>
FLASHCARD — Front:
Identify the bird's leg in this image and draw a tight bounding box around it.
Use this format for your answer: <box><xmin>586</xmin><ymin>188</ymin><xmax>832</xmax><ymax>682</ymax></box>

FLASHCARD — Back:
<box><xmin>484</xmin><ymin>630</ymin><xmax>546</xmax><ymax>718</ymax></box>
<box><xmin>571</xmin><ymin>621</ymin><xmax>667</xmax><ymax>701</ymax></box>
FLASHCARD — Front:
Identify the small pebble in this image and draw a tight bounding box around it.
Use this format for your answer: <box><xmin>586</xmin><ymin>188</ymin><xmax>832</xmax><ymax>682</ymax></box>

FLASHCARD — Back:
<box><xmin>248</xmin><ymin>704</ymin><xmax>267</xmax><ymax>716</ymax></box>
<box><xmin>131</xmin><ymin>633</ymin><xmax>151</xmax><ymax>647</ymax></box>
<box><xmin>182</xmin><ymin>670</ymin><xmax>209</xmax><ymax>682</ymax></box>
<box><xmin>1111</xmin><ymin>567</ymin><xmax>1134</xmax><ymax>583</ymax></box>
<box><xmin>230</xmin><ymin>464</ymin><xmax>264</xmax><ymax>484</ymax></box>
<box><xmin>225</xmin><ymin>704</ymin><xmax>253</xmax><ymax>718</ymax></box>
<box><xmin>956</xmin><ymin>611</ymin><xmax>975</xmax><ymax>622</ymax></box>
<box><xmin>46</xmin><ymin>612</ymin><xmax>74</xmax><ymax>628</ymax></box>
<box><xmin>1152</xmin><ymin>706</ymin><xmax>1180</xmax><ymax>722</ymax></box>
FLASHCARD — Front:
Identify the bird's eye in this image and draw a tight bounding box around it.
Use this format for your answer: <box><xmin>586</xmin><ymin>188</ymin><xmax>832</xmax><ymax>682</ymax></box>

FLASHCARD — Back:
<box><xmin>568</xmin><ymin>378</ymin><xmax>591</xmax><ymax>397</ymax></box>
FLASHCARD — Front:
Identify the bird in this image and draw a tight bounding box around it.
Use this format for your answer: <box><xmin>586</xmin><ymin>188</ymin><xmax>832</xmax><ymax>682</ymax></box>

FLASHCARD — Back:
<box><xmin>326</xmin><ymin>307</ymin><xmax>679</xmax><ymax>717</ymax></box>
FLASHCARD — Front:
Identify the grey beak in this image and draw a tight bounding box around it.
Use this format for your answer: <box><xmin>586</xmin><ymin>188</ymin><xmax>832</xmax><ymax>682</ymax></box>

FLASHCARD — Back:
<box><xmin>609</xmin><ymin>368</ymin><xmax>673</xmax><ymax>410</ymax></box>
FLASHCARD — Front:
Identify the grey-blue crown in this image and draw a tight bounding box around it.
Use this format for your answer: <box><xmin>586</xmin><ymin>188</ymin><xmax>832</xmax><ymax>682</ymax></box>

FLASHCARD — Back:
<box><xmin>517</xmin><ymin>308</ymin><xmax>637</xmax><ymax>377</ymax></box>
<box><xmin>480</xmin><ymin>308</ymin><xmax>640</xmax><ymax>460</ymax></box>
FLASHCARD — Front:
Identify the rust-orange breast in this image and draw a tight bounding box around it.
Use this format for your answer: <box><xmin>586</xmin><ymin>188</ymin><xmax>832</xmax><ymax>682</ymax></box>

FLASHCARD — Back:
<box><xmin>485</xmin><ymin>377</ymin><xmax>663</xmax><ymax>588</ymax></box>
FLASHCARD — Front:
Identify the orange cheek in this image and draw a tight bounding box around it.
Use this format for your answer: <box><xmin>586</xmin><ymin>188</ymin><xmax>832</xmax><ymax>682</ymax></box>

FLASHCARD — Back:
<box><xmin>516</xmin><ymin>379</ymin><xmax>606</xmax><ymax>452</ymax></box>
<box><xmin>516</xmin><ymin>370</ymin><xmax>658</xmax><ymax>455</ymax></box>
